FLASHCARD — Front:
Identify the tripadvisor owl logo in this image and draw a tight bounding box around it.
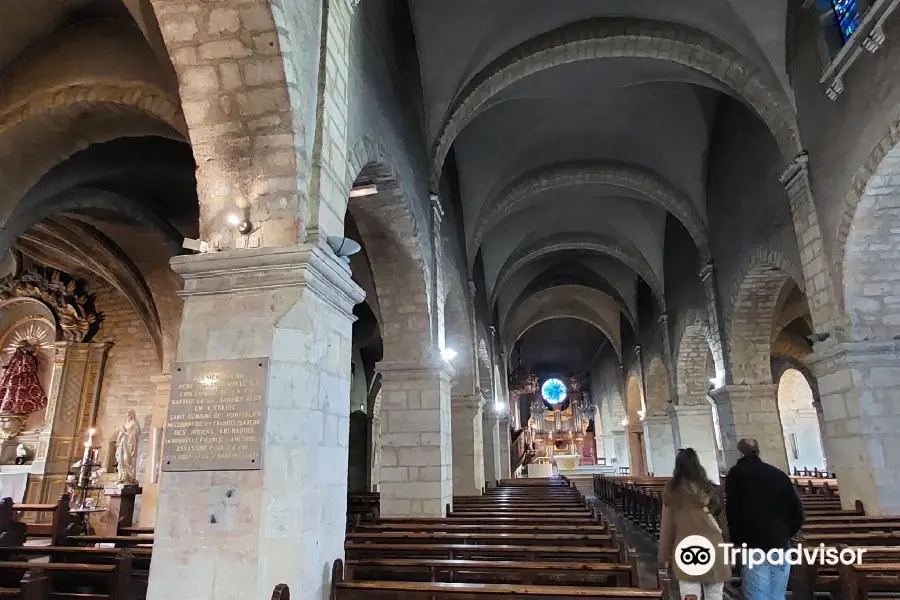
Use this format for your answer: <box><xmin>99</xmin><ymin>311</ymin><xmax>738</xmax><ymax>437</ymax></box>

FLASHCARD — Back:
<box><xmin>675</xmin><ymin>535</ymin><xmax>716</xmax><ymax>576</ymax></box>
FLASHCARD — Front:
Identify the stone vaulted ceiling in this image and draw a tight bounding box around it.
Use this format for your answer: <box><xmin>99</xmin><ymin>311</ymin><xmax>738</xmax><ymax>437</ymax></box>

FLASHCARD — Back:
<box><xmin>409</xmin><ymin>0</ymin><xmax>790</xmax><ymax>372</ymax></box>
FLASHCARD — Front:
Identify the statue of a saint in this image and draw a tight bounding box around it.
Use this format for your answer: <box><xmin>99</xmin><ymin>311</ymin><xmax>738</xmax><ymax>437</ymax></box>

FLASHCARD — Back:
<box><xmin>14</xmin><ymin>444</ymin><xmax>26</xmax><ymax>465</ymax></box>
<box><xmin>115</xmin><ymin>410</ymin><xmax>140</xmax><ymax>485</ymax></box>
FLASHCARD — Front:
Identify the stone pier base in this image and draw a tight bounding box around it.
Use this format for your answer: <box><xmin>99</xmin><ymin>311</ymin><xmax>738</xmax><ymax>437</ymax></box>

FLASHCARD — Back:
<box><xmin>642</xmin><ymin>411</ymin><xmax>676</xmax><ymax>476</ymax></box>
<box><xmin>378</xmin><ymin>360</ymin><xmax>453</xmax><ymax>517</ymax></box>
<box><xmin>672</xmin><ymin>404</ymin><xmax>721</xmax><ymax>483</ymax></box>
<box><xmin>809</xmin><ymin>339</ymin><xmax>900</xmax><ymax>514</ymax></box>
<box><xmin>146</xmin><ymin>245</ymin><xmax>364</xmax><ymax>600</ymax></box>
<box><xmin>451</xmin><ymin>395</ymin><xmax>485</xmax><ymax>496</ymax></box>
<box><xmin>482</xmin><ymin>411</ymin><xmax>501</xmax><ymax>485</ymax></box>
<box><xmin>710</xmin><ymin>384</ymin><xmax>787</xmax><ymax>472</ymax></box>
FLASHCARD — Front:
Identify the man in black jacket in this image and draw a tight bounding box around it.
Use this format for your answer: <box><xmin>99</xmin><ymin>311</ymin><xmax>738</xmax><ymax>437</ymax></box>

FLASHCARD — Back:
<box><xmin>725</xmin><ymin>439</ymin><xmax>804</xmax><ymax>600</ymax></box>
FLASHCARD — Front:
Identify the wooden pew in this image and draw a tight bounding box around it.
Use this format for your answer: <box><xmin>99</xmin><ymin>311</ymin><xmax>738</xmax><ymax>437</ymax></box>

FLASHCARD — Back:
<box><xmin>793</xmin><ymin>546</ymin><xmax>900</xmax><ymax>600</ymax></box>
<box><xmin>0</xmin><ymin>549</ymin><xmax>134</xmax><ymax>600</ymax></box>
<box><xmin>331</xmin><ymin>558</ymin><xmax>672</xmax><ymax>600</ymax></box>
<box><xmin>346</xmin><ymin>531</ymin><xmax>616</xmax><ymax>547</ymax></box>
<box><xmin>0</xmin><ymin>496</ymin><xmax>78</xmax><ymax>546</ymax></box>
<box><xmin>345</xmin><ymin>542</ymin><xmax>626</xmax><ymax>564</ymax></box>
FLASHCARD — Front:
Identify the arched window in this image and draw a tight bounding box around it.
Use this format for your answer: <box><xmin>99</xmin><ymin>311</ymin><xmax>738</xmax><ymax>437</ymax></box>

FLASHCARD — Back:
<box><xmin>816</xmin><ymin>0</ymin><xmax>863</xmax><ymax>57</ymax></box>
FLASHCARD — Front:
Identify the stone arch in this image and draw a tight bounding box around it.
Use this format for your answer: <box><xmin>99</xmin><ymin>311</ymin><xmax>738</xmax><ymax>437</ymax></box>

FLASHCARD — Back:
<box><xmin>471</xmin><ymin>161</ymin><xmax>710</xmax><ymax>264</ymax></box>
<box><xmin>843</xmin><ymin>139</ymin><xmax>900</xmax><ymax>341</ymax></box>
<box><xmin>149</xmin><ymin>0</ymin><xmax>304</xmax><ymax>246</ymax></box>
<box><xmin>835</xmin><ymin>106</ymin><xmax>900</xmax><ymax>318</ymax></box>
<box><xmin>644</xmin><ymin>356</ymin><xmax>671</xmax><ymax>411</ymax></box>
<box><xmin>347</xmin><ymin>157</ymin><xmax>433</xmax><ymax>362</ymax></box>
<box><xmin>776</xmin><ymin>368</ymin><xmax>826</xmax><ymax>473</ymax></box>
<box><xmin>728</xmin><ymin>250</ymin><xmax>799</xmax><ymax>385</ymax></box>
<box><xmin>431</xmin><ymin>18</ymin><xmax>799</xmax><ymax>186</ymax></box>
<box><xmin>503</xmin><ymin>286</ymin><xmax>622</xmax><ymax>359</ymax></box>
<box><xmin>491</xmin><ymin>233</ymin><xmax>664</xmax><ymax>310</ymax></box>
<box><xmin>676</xmin><ymin>317</ymin><xmax>715</xmax><ymax>405</ymax></box>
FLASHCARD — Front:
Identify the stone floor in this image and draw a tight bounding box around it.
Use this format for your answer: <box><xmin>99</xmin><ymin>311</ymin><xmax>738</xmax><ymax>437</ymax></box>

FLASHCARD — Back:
<box><xmin>589</xmin><ymin>497</ymin><xmax>741</xmax><ymax>600</ymax></box>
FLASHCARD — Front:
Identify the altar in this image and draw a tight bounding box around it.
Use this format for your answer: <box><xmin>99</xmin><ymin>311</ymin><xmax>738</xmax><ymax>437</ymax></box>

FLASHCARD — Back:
<box><xmin>552</xmin><ymin>454</ymin><xmax>580</xmax><ymax>471</ymax></box>
<box><xmin>526</xmin><ymin>461</ymin><xmax>553</xmax><ymax>478</ymax></box>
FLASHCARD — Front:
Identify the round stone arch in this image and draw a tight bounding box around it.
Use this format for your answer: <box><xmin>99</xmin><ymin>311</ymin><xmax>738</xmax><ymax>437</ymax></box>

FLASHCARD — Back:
<box><xmin>431</xmin><ymin>18</ymin><xmax>799</xmax><ymax>187</ymax></box>
<box><xmin>728</xmin><ymin>249</ymin><xmax>803</xmax><ymax>385</ymax></box>
<box><xmin>502</xmin><ymin>285</ymin><xmax>623</xmax><ymax>360</ymax></box>
<box><xmin>347</xmin><ymin>155</ymin><xmax>434</xmax><ymax>362</ymax></box>
<box><xmin>775</xmin><ymin>367</ymin><xmax>826</xmax><ymax>473</ymax></box>
<box><xmin>842</xmin><ymin>138</ymin><xmax>900</xmax><ymax>341</ymax></box>
<box><xmin>835</xmin><ymin>106</ymin><xmax>900</xmax><ymax>320</ymax></box>
<box><xmin>675</xmin><ymin>316</ymin><xmax>716</xmax><ymax>405</ymax></box>
<box><xmin>470</xmin><ymin>161</ymin><xmax>710</xmax><ymax>264</ymax></box>
<box><xmin>625</xmin><ymin>374</ymin><xmax>644</xmax><ymax>422</ymax></box>
<box><xmin>644</xmin><ymin>355</ymin><xmax>671</xmax><ymax>412</ymax></box>
<box><xmin>491</xmin><ymin>233</ymin><xmax>665</xmax><ymax>311</ymax></box>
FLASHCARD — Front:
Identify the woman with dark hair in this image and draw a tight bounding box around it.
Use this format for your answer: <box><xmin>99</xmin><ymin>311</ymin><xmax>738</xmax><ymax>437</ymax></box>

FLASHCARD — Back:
<box><xmin>658</xmin><ymin>448</ymin><xmax>730</xmax><ymax>600</ymax></box>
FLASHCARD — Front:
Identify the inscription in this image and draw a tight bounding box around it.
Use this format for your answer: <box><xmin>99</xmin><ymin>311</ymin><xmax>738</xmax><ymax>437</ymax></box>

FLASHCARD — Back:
<box><xmin>162</xmin><ymin>358</ymin><xmax>269</xmax><ymax>472</ymax></box>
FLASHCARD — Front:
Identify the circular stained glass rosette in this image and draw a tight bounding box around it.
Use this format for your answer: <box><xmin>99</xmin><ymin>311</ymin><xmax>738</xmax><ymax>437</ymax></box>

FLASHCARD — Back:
<box><xmin>541</xmin><ymin>378</ymin><xmax>567</xmax><ymax>405</ymax></box>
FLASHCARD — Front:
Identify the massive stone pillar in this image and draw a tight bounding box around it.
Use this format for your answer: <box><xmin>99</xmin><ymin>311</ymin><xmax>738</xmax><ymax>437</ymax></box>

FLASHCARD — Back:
<box><xmin>146</xmin><ymin>244</ymin><xmax>363</xmax><ymax>600</ymax></box>
<box><xmin>672</xmin><ymin>404</ymin><xmax>721</xmax><ymax>483</ymax></box>
<box><xmin>611</xmin><ymin>428</ymin><xmax>630</xmax><ymax>471</ymax></box>
<box><xmin>642</xmin><ymin>409</ymin><xmax>676</xmax><ymax>476</ymax></box>
<box><xmin>451</xmin><ymin>395</ymin><xmax>485</xmax><ymax>496</ymax></box>
<box><xmin>482</xmin><ymin>411</ymin><xmax>501</xmax><ymax>485</ymax></box>
<box><xmin>709</xmin><ymin>384</ymin><xmax>787</xmax><ymax>472</ymax></box>
<box><xmin>498</xmin><ymin>415</ymin><xmax>511</xmax><ymax>479</ymax></box>
<box><xmin>808</xmin><ymin>339</ymin><xmax>900</xmax><ymax>514</ymax></box>
<box><xmin>378</xmin><ymin>359</ymin><xmax>453</xmax><ymax>517</ymax></box>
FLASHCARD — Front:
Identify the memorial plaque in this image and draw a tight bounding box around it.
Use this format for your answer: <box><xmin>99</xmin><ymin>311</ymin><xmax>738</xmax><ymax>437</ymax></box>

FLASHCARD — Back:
<box><xmin>162</xmin><ymin>358</ymin><xmax>268</xmax><ymax>472</ymax></box>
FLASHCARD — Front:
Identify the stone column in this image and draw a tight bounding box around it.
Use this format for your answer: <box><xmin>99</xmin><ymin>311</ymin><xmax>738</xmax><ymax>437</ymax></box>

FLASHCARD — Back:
<box><xmin>451</xmin><ymin>395</ymin><xmax>485</xmax><ymax>496</ymax></box>
<box><xmin>709</xmin><ymin>384</ymin><xmax>787</xmax><ymax>472</ymax></box>
<box><xmin>498</xmin><ymin>415</ymin><xmax>511</xmax><ymax>479</ymax></box>
<box><xmin>146</xmin><ymin>244</ymin><xmax>364</xmax><ymax>600</ymax></box>
<box><xmin>658</xmin><ymin>313</ymin><xmax>680</xmax><ymax>405</ymax></box>
<box><xmin>641</xmin><ymin>409</ymin><xmax>677</xmax><ymax>476</ymax></box>
<box><xmin>482</xmin><ymin>410</ymin><xmax>501</xmax><ymax>486</ymax></box>
<box><xmin>611</xmin><ymin>428</ymin><xmax>630</xmax><ymax>471</ymax></box>
<box><xmin>807</xmin><ymin>338</ymin><xmax>900</xmax><ymax>513</ymax></box>
<box><xmin>672</xmin><ymin>404</ymin><xmax>721</xmax><ymax>483</ymax></box>
<box><xmin>700</xmin><ymin>262</ymin><xmax>728</xmax><ymax>383</ymax></box>
<box><xmin>378</xmin><ymin>359</ymin><xmax>453</xmax><ymax>517</ymax></box>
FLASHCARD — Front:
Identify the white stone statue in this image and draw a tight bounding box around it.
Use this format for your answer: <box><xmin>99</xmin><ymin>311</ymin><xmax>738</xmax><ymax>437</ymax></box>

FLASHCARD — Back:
<box><xmin>115</xmin><ymin>410</ymin><xmax>140</xmax><ymax>485</ymax></box>
<box><xmin>14</xmin><ymin>444</ymin><xmax>26</xmax><ymax>465</ymax></box>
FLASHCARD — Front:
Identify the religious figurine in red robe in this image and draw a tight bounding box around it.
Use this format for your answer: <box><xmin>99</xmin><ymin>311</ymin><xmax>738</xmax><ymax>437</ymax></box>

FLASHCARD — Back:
<box><xmin>0</xmin><ymin>347</ymin><xmax>48</xmax><ymax>415</ymax></box>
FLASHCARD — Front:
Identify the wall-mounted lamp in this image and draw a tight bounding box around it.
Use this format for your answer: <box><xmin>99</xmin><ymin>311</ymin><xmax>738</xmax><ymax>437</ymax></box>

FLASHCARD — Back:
<box><xmin>621</xmin><ymin>417</ymin><xmax>629</xmax><ymax>427</ymax></box>
<box><xmin>709</xmin><ymin>376</ymin><xmax>724</xmax><ymax>389</ymax></box>
<box><xmin>637</xmin><ymin>409</ymin><xmax>646</xmax><ymax>420</ymax></box>
<box><xmin>227</xmin><ymin>214</ymin><xmax>253</xmax><ymax>235</ymax></box>
<box><xmin>350</xmin><ymin>183</ymin><xmax>378</xmax><ymax>198</ymax></box>
<box><xmin>495</xmin><ymin>402</ymin><xmax>505</xmax><ymax>413</ymax></box>
<box><xmin>440</xmin><ymin>348</ymin><xmax>457</xmax><ymax>362</ymax></box>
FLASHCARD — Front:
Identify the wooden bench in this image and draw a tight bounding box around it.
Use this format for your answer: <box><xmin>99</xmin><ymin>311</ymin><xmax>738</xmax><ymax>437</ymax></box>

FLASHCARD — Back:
<box><xmin>792</xmin><ymin>546</ymin><xmax>900</xmax><ymax>600</ymax></box>
<box><xmin>346</xmin><ymin>531</ymin><xmax>616</xmax><ymax>548</ymax></box>
<box><xmin>331</xmin><ymin>558</ymin><xmax>670</xmax><ymax>599</ymax></box>
<box><xmin>345</xmin><ymin>542</ymin><xmax>627</xmax><ymax>563</ymax></box>
<box><xmin>0</xmin><ymin>497</ymin><xmax>77</xmax><ymax>546</ymax></box>
<box><xmin>343</xmin><ymin>557</ymin><xmax>640</xmax><ymax>587</ymax></box>
<box><xmin>0</xmin><ymin>549</ymin><xmax>134</xmax><ymax>600</ymax></box>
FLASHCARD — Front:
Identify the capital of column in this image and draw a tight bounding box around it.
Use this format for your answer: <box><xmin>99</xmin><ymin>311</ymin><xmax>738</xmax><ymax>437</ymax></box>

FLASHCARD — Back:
<box><xmin>171</xmin><ymin>242</ymin><xmax>364</xmax><ymax>316</ymax></box>
<box><xmin>778</xmin><ymin>151</ymin><xmax>809</xmax><ymax>188</ymax></box>
<box><xmin>708</xmin><ymin>383</ymin><xmax>778</xmax><ymax>406</ymax></box>
<box><xmin>378</xmin><ymin>356</ymin><xmax>456</xmax><ymax>383</ymax></box>
<box><xmin>452</xmin><ymin>394</ymin><xmax>485</xmax><ymax>412</ymax></box>
<box><xmin>806</xmin><ymin>337</ymin><xmax>900</xmax><ymax>382</ymax></box>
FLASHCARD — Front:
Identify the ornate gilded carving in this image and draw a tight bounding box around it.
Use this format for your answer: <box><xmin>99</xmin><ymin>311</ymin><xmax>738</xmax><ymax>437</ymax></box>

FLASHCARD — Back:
<box><xmin>0</xmin><ymin>269</ymin><xmax>101</xmax><ymax>342</ymax></box>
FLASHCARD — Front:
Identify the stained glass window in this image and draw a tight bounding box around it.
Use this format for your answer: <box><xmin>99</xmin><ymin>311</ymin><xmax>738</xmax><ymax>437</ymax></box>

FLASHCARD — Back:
<box><xmin>831</xmin><ymin>0</ymin><xmax>862</xmax><ymax>42</ymax></box>
<box><xmin>541</xmin><ymin>378</ymin><xmax>566</xmax><ymax>405</ymax></box>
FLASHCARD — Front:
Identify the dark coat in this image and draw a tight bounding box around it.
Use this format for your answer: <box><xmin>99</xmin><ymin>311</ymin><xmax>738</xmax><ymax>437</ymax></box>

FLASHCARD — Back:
<box><xmin>658</xmin><ymin>482</ymin><xmax>731</xmax><ymax>583</ymax></box>
<box><xmin>725</xmin><ymin>455</ymin><xmax>804</xmax><ymax>551</ymax></box>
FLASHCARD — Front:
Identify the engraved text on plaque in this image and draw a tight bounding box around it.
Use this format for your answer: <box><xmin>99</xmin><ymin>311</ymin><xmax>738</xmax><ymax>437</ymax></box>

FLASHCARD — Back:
<box><xmin>162</xmin><ymin>358</ymin><xmax>269</xmax><ymax>472</ymax></box>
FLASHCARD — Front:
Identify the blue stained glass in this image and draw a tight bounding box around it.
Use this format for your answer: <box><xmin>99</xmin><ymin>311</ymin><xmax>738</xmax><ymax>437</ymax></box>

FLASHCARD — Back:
<box><xmin>541</xmin><ymin>378</ymin><xmax>567</xmax><ymax>405</ymax></box>
<box><xmin>831</xmin><ymin>0</ymin><xmax>861</xmax><ymax>42</ymax></box>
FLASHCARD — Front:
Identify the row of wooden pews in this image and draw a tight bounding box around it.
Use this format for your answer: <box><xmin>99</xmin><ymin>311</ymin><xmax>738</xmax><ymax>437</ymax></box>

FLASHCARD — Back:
<box><xmin>0</xmin><ymin>495</ymin><xmax>155</xmax><ymax>600</ymax></box>
<box><xmin>333</xmin><ymin>476</ymin><xmax>676</xmax><ymax>598</ymax></box>
<box><xmin>594</xmin><ymin>474</ymin><xmax>900</xmax><ymax>600</ymax></box>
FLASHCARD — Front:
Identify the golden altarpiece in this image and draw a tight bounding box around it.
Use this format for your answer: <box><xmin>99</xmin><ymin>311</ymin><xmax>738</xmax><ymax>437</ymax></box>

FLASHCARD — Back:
<box><xmin>0</xmin><ymin>267</ymin><xmax>109</xmax><ymax>526</ymax></box>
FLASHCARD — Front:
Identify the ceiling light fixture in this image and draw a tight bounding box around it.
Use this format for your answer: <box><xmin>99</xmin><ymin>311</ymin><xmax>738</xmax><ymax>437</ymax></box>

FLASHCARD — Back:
<box><xmin>350</xmin><ymin>183</ymin><xmax>378</xmax><ymax>198</ymax></box>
